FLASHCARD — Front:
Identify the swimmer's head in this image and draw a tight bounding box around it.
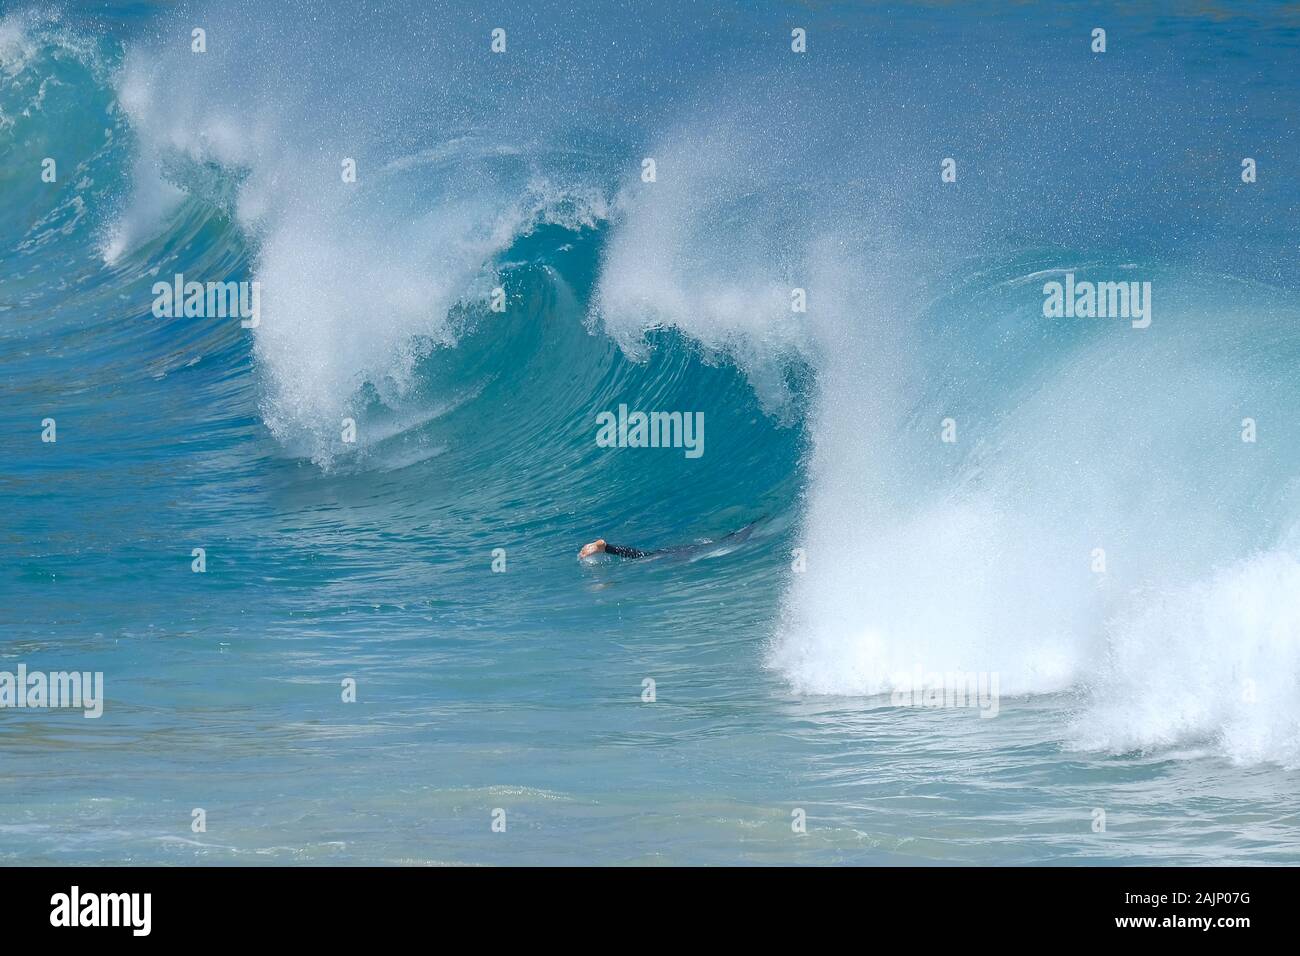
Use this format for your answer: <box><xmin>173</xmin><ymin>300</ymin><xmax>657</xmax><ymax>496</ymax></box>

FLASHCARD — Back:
<box><xmin>578</xmin><ymin>539</ymin><xmax>607</xmax><ymax>560</ymax></box>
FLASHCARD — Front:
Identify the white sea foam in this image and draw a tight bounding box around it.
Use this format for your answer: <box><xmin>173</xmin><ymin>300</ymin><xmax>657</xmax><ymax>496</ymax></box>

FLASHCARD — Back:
<box><xmin>1073</xmin><ymin>547</ymin><xmax>1300</xmax><ymax>767</ymax></box>
<box><xmin>593</xmin><ymin>101</ymin><xmax>1300</xmax><ymax>766</ymax></box>
<box><xmin>106</xmin><ymin>5</ymin><xmax>610</xmax><ymax>465</ymax></box>
<box><xmin>0</xmin><ymin>10</ymin><xmax>41</xmax><ymax>78</ymax></box>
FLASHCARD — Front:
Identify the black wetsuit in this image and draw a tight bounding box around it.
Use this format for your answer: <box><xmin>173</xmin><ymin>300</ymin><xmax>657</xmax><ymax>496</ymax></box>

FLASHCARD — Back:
<box><xmin>604</xmin><ymin>544</ymin><xmax>652</xmax><ymax>559</ymax></box>
<box><xmin>602</xmin><ymin>521</ymin><xmax>761</xmax><ymax>560</ymax></box>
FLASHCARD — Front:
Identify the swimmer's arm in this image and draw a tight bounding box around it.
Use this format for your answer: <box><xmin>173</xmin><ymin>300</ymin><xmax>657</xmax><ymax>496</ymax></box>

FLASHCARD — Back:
<box><xmin>578</xmin><ymin>539</ymin><xmax>651</xmax><ymax>559</ymax></box>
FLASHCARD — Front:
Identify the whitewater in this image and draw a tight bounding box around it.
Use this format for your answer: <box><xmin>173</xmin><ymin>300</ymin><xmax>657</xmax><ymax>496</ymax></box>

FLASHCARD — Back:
<box><xmin>2</xmin><ymin>0</ymin><xmax>1299</xmax><ymax>864</ymax></box>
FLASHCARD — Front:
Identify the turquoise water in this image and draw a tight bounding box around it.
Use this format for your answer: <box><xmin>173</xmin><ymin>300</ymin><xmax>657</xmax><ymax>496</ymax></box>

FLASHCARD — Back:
<box><xmin>2</xmin><ymin>0</ymin><xmax>1299</xmax><ymax>864</ymax></box>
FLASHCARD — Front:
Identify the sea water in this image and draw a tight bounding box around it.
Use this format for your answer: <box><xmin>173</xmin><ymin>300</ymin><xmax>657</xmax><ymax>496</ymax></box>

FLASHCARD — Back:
<box><xmin>1</xmin><ymin>0</ymin><xmax>1298</xmax><ymax>864</ymax></box>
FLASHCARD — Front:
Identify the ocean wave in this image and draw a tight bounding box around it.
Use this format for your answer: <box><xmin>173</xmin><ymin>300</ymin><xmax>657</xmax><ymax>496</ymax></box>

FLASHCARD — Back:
<box><xmin>5</xmin><ymin>0</ymin><xmax>1300</xmax><ymax>770</ymax></box>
